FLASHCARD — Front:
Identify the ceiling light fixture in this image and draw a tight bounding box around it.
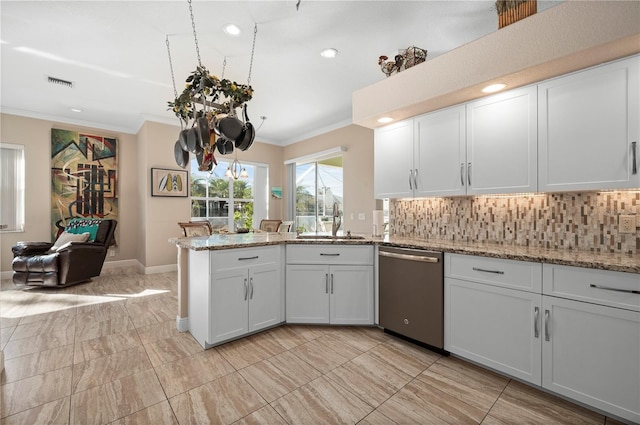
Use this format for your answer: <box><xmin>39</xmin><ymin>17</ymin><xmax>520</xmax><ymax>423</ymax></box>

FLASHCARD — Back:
<box><xmin>223</xmin><ymin>23</ymin><xmax>241</xmax><ymax>36</ymax></box>
<box><xmin>377</xmin><ymin>117</ymin><xmax>394</xmax><ymax>124</ymax></box>
<box><xmin>482</xmin><ymin>83</ymin><xmax>507</xmax><ymax>93</ymax></box>
<box><xmin>320</xmin><ymin>48</ymin><xmax>338</xmax><ymax>59</ymax></box>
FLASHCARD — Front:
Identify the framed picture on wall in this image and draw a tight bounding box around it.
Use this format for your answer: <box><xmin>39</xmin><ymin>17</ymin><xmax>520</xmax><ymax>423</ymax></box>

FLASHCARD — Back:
<box><xmin>151</xmin><ymin>168</ymin><xmax>188</xmax><ymax>197</ymax></box>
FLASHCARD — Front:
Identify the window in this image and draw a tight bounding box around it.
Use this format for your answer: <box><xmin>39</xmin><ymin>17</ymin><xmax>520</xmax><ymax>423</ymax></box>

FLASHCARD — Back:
<box><xmin>0</xmin><ymin>144</ymin><xmax>25</xmax><ymax>232</ymax></box>
<box><xmin>294</xmin><ymin>156</ymin><xmax>343</xmax><ymax>233</ymax></box>
<box><xmin>190</xmin><ymin>159</ymin><xmax>268</xmax><ymax>231</ymax></box>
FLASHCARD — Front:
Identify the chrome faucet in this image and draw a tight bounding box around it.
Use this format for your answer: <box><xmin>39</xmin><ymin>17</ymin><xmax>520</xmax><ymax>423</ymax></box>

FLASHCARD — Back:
<box><xmin>331</xmin><ymin>202</ymin><xmax>342</xmax><ymax>236</ymax></box>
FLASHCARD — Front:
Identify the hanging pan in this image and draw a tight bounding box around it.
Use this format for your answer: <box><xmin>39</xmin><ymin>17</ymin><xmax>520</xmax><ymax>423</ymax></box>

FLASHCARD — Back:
<box><xmin>196</xmin><ymin>115</ymin><xmax>210</xmax><ymax>150</ymax></box>
<box><xmin>189</xmin><ymin>126</ymin><xmax>204</xmax><ymax>154</ymax></box>
<box><xmin>174</xmin><ymin>140</ymin><xmax>189</xmax><ymax>168</ymax></box>
<box><xmin>216</xmin><ymin>103</ymin><xmax>243</xmax><ymax>141</ymax></box>
<box><xmin>236</xmin><ymin>104</ymin><xmax>255</xmax><ymax>151</ymax></box>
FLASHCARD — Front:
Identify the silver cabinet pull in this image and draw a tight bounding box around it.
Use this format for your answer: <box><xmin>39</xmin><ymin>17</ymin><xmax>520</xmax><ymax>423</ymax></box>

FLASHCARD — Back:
<box><xmin>330</xmin><ymin>273</ymin><xmax>334</xmax><ymax>294</ymax></box>
<box><xmin>249</xmin><ymin>277</ymin><xmax>254</xmax><ymax>299</ymax></box>
<box><xmin>472</xmin><ymin>267</ymin><xmax>504</xmax><ymax>275</ymax></box>
<box><xmin>325</xmin><ymin>273</ymin><xmax>329</xmax><ymax>294</ymax></box>
<box><xmin>413</xmin><ymin>168</ymin><xmax>419</xmax><ymax>190</ymax></box>
<box><xmin>632</xmin><ymin>141</ymin><xmax>637</xmax><ymax>175</ymax></box>
<box><xmin>460</xmin><ymin>163</ymin><xmax>465</xmax><ymax>186</ymax></box>
<box><xmin>467</xmin><ymin>162</ymin><xmax>472</xmax><ymax>186</ymax></box>
<box><xmin>590</xmin><ymin>284</ymin><xmax>640</xmax><ymax>294</ymax></box>
<box><xmin>243</xmin><ymin>278</ymin><xmax>248</xmax><ymax>301</ymax></box>
<box><xmin>409</xmin><ymin>169</ymin><xmax>413</xmax><ymax>190</ymax></box>
<box><xmin>544</xmin><ymin>309</ymin><xmax>550</xmax><ymax>341</ymax></box>
<box><xmin>534</xmin><ymin>307</ymin><xmax>539</xmax><ymax>339</ymax></box>
<box><xmin>238</xmin><ymin>256</ymin><xmax>259</xmax><ymax>261</ymax></box>
<box><xmin>320</xmin><ymin>253</ymin><xmax>340</xmax><ymax>256</ymax></box>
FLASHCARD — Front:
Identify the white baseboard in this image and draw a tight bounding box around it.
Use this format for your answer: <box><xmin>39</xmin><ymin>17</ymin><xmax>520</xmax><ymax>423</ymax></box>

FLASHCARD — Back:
<box><xmin>102</xmin><ymin>259</ymin><xmax>139</xmax><ymax>270</ymax></box>
<box><xmin>176</xmin><ymin>316</ymin><xmax>189</xmax><ymax>332</ymax></box>
<box><xmin>0</xmin><ymin>270</ymin><xmax>12</xmax><ymax>280</ymax></box>
<box><xmin>0</xmin><ymin>350</ymin><xmax>4</xmax><ymax>373</ymax></box>
<box><xmin>144</xmin><ymin>264</ymin><xmax>177</xmax><ymax>275</ymax></box>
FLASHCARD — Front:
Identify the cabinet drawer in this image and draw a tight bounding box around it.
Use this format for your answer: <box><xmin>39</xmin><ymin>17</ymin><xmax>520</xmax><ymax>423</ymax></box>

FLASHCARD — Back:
<box><xmin>211</xmin><ymin>246</ymin><xmax>279</xmax><ymax>271</ymax></box>
<box><xmin>445</xmin><ymin>253</ymin><xmax>542</xmax><ymax>293</ymax></box>
<box><xmin>543</xmin><ymin>264</ymin><xmax>640</xmax><ymax>311</ymax></box>
<box><xmin>286</xmin><ymin>245</ymin><xmax>373</xmax><ymax>265</ymax></box>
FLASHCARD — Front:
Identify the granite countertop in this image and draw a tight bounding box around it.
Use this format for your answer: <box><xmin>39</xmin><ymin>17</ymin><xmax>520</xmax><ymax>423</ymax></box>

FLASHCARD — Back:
<box><xmin>170</xmin><ymin>233</ymin><xmax>639</xmax><ymax>274</ymax></box>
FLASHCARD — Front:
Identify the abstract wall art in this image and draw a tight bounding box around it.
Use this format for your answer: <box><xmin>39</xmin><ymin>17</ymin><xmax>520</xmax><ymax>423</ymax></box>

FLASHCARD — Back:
<box><xmin>51</xmin><ymin>128</ymin><xmax>118</xmax><ymax>241</ymax></box>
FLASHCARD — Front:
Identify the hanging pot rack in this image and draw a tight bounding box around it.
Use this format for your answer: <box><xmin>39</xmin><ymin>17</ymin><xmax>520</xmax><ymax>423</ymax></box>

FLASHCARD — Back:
<box><xmin>167</xmin><ymin>0</ymin><xmax>258</xmax><ymax>169</ymax></box>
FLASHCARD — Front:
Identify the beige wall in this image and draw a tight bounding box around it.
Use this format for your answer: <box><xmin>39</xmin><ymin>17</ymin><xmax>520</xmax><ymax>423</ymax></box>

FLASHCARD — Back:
<box><xmin>0</xmin><ymin>113</ymin><xmax>138</xmax><ymax>272</ymax></box>
<box><xmin>284</xmin><ymin>124</ymin><xmax>376</xmax><ymax>234</ymax></box>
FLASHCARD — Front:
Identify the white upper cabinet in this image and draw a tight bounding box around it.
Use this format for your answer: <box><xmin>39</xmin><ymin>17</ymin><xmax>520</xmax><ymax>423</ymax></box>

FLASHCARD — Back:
<box><xmin>538</xmin><ymin>55</ymin><xmax>640</xmax><ymax>192</ymax></box>
<box><xmin>466</xmin><ymin>86</ymin><xmax>538</xmax><ymax>195</ymax></box>
<box><xmin>414</xmin><ymin>105</ymin><xmax>466</xmax><ymax>197</ymax></box>
<box><xmin>374</xmin><ymin>120</ymin><xmax>414</xmax><ymax>198</ymax></box>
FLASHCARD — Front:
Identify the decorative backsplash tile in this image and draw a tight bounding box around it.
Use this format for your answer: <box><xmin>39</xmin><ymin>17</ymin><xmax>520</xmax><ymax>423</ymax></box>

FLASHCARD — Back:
<box><xmin>390</xmin><ymin>191</ymin><xmax>640</xmax><ymax>254</ymax></box>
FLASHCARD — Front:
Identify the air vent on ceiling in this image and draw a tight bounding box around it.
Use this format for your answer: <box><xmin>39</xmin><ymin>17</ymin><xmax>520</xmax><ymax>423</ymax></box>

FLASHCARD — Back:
<box><xmin>47</xmin><ymin>76</ymin><xmax>74</xmax><ymax>88</ymax></box>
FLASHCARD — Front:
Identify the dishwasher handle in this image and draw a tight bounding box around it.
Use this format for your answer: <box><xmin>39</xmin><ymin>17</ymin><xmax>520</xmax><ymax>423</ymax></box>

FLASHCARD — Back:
<box><xmin>379</xmin><ymin>251</ymin><xmax>439</xmax><ymax>263</ymax></box>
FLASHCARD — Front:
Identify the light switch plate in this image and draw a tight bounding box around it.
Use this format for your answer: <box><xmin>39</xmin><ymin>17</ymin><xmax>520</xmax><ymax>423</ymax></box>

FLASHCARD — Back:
<box><xmin>619</xmin><ymin>215</ymin><xmax>636</xmax><ymax>233</ymax></box>
<box><xmin>358</xmin><ymin>213</ymin><xmax>365</xmax><ymax>221</ymax></box>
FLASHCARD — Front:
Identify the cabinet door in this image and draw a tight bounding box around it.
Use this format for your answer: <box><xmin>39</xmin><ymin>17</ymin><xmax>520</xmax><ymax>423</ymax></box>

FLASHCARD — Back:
<box><xmin>539</xmin><ymin>56</ymin><xmax>640</xmax><ymax>192</ymax></box>
<box><xmin>374</xmin><ymin>120</ymin><xmax>414</xmax><ymax>198</ymax></box>
<box><xmin>248</xmin><ymin>263</ymin><xmax>283</xmax><ymax>333</ymax></box>
<box><xmin>330</xmin><ymin>266</ymin><xmax>374</xmax><ymax>325</ymax></box>
<box><xmin>542</xmin><ymin>296</ymin><xmax>640</xmax><ymax>424</ymax></box>
<box><xmin>466</xmin><ymin>86</ymin><xmax>538</xmax><ymax>195</ymax></box>
<box><xmin>445</xmin><ymin>278</ymin><xmax>542</xmax><ymax>385</ymax></box>
<box><xmin>414</xmin><ymin>105</ymin><xmax>467</xmax><ymax>197</ymax></box>
<box><xmin>285</xmin><ymin>265</ymin><xmax>330</xmax><ymax>324</ymax></box>
<box><xmin>210</xmin><ymin>268</ymin><xmax>249</xmax><ymax>344</ymax></box>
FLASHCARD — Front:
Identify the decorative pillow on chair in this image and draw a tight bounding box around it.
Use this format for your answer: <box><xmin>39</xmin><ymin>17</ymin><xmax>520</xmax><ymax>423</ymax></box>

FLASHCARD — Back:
<box><xmin>51</xmin><ymin>231</ymin><xmax>90</xmax><ymax>251</ymax></box>
<box><xmin>65</xmin><ymin>218</ymin><xmax>102</xmax><ymax>241</ymax></box>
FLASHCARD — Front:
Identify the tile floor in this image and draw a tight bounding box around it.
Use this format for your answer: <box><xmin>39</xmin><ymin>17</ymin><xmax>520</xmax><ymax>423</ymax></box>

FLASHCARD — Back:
<box><xmin>0</xmin><ymin>268</ymin><xmax>628</xmax><ymax>425</ymax></box>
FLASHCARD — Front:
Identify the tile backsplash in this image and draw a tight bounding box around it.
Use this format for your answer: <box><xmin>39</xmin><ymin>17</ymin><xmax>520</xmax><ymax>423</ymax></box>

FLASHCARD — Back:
<box><xmin>390</xmin><ymin>191</ymin><xmax>640</xmax><ymax>254</ymax></box>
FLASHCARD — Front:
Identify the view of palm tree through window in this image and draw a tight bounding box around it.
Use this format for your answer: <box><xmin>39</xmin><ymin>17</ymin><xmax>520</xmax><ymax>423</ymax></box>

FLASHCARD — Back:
<box><xmin>190</xmin><ymin>160</ymin><xmax>254</xmax><ymax>231</ymax></box>
<box><xmin>295</xmin><ymin>157</ymin><xmax>343</xmax><ymax>233</ymax></box>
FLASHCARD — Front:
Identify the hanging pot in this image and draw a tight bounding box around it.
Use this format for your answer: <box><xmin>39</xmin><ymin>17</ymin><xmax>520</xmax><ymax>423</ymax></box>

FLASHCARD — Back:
<box><xmin>174</xmin><ymin>140</ymin><xmax>189</xmax><ymax>168</ymax></box>
<box><xmin>216</xmin><ymin>104</ymin><xmax>243</xmax><ymax>141</ymax></box>
<box><xmin>196</xmin><ymin>116</ymin><xmax>210</xmax><ymax>149</ymax></box>
<box><xmin>196</xmin><ymin>147</ymin><xmax>215</xmax><ymax>172</ymax></box>
<box><xmin>216</xmin><ymin>137</ymin><xmax>234</xmax><ymax>155</ymax></box>
<box><xmin>236</xmin><ymin>104</ymin><xmax>255</xmax><ymax>151</ymax></box>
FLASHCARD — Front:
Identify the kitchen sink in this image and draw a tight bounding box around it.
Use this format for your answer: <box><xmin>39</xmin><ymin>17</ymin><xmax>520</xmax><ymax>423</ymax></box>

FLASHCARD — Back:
<box><xmin>296</xmin><ymin>234</ymin><xmax>366</xmax><ymax>240</ymax></box>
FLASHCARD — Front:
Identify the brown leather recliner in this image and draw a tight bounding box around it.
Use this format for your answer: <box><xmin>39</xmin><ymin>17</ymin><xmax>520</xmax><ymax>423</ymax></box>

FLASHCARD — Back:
<box><xmin>12</xmin><ymin>219</ymin><xmax>117</xmax><ymax>287</ymax></box>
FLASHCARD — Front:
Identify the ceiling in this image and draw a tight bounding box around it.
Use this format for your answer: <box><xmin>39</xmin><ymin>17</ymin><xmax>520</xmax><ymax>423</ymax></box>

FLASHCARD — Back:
<box><xmin>1</xmin><ymin>1</ymin><xmax>560</xmax><ymax>146</ymax></box>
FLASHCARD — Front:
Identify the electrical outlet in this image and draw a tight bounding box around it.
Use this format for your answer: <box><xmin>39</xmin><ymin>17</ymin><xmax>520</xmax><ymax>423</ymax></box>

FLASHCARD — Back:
<box><xmin>358</xmin><ymin>213</ymin><xmax>366</xmax><ymax>221</ymax></box>
<box><xmin>619</xmin><ymin>215</ymin><xmax>636</xmax><ymax>233</ymax></box>
<box><xmin>109</xmin><ymin>249</ymin><xmax>116</xmax><ymax>257</ymax></box>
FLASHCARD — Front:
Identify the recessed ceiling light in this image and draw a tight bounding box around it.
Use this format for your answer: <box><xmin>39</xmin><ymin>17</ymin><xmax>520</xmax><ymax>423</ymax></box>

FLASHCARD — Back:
<box><xmin>320</xmin><ymin>48</ymin><xmax>338</xmax><ymax>59</ymax></box>
<box><xmin>482</xmin><ymin>83</ymin><xmax>507</xmax><ymax>93</ymax></box>
<box><xmin>70</xmin><ymin>108</ymin><xmax>82</xmax><ymax>113</ymax></box>
<box><xmin>377</xmin><ymin>117</ymin><xmax>394</xmax><ymax>124</ymax></box>
<box><xmin>223</xmin><ymin>24</ymin><xmax>241</xmax><ymax>36</ymax></box>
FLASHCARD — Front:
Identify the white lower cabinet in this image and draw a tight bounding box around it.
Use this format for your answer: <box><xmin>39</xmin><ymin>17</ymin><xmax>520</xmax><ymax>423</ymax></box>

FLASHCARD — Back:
<box><xmin>445</xmin><ymin>255</ymin><xmax>640</xmax><ymax>423</ymax></box>
<box><xmin>188</xmin><ymin>246</ymin><xmax>283</xmax><ymax>348</ymax></box>
<box><xmin>445</xmin><ymin>270</ymin><xmax>542</xmax><ymax>385</ymax></box>
<box><xmin>542</xmin><ymin>295</ymin><xmax>640</xmax><ymax>424</ymax></box>
<box><xmin>444</xmin><ymin>253</ymin><xmax>544</xmax><ymax>385</ymax></box>
<box><xmin>286</xmin><ymin>245</ymin><xmax>374</xmax><ymax>325</ymax></box>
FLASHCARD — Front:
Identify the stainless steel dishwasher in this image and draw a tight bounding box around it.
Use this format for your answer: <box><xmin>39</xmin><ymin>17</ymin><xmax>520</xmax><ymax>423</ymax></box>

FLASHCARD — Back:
<box><xmin>379</xmin><ymin>246</ymin><xmax>444</xmax><ymax>349</ymax></box>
